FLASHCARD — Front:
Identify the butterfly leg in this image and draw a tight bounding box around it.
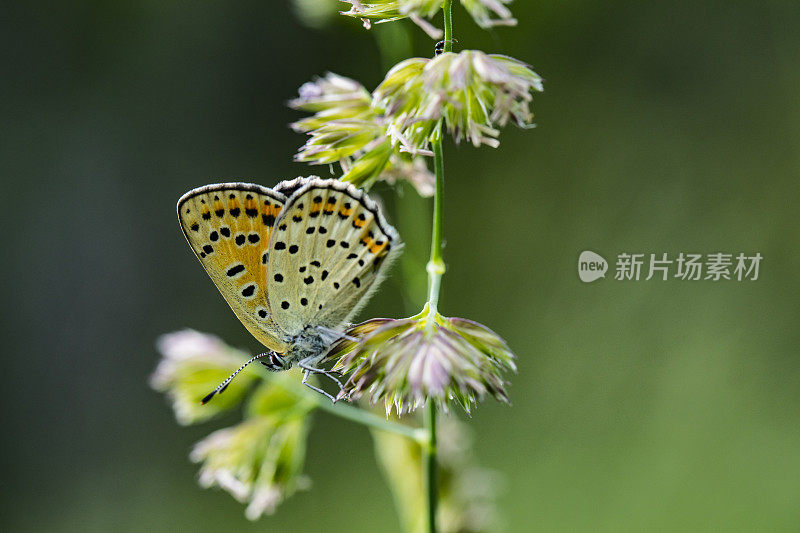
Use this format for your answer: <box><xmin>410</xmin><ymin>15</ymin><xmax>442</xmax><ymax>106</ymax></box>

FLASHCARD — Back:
<box><xmin>315</xmin><ymin>324</ymin><xmax>359</xmax><ymax>343</ymax></box>
<box><xmin>301</xmin><ymin>368</ymin><xmax>337</xmax><ymax>403</ymax></box>
<box><xmin>298</xmin><ymin>357</ymin><xmax>343</xmax><ymax>390</ymax></box>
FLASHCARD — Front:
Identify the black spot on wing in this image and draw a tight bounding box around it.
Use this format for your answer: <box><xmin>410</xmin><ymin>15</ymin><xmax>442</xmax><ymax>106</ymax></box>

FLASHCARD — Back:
<box><xmin>226</xmin><ymin>264</ymin><xmax>245</xmax><ymax>277</ymax></box>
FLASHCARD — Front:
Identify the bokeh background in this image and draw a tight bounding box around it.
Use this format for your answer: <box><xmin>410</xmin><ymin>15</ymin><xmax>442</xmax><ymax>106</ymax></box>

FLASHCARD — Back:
<box><xmin>3</xmin><ymin>1</ymin><xmax>799</xmax><ymax>531</ymax></box>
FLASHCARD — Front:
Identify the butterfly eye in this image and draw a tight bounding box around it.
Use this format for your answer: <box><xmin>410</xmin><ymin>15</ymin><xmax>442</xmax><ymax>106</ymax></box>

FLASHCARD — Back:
<box><xmin>258</xmin><ymin>353</ymin><xmax>286</xmax><ymax>371</ymax></box>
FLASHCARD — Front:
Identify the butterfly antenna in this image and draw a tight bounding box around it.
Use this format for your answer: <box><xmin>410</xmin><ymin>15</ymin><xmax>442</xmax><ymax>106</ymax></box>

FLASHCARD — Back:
<box><xmin>200</xmin><ymin>352</ymin><xmax>270</xmax><ymax>405</ymax></box>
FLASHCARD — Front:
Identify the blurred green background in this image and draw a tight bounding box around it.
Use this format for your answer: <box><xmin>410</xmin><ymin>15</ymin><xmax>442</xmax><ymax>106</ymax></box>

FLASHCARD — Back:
<box><xmin>3</xmin><ymin>1</ymin><xmax>799</xmax><ymax>531</ymax></box>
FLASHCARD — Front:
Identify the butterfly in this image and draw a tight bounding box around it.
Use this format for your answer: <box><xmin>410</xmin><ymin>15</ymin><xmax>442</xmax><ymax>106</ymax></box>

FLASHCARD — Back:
<box><xmin>177</xmin><ymin>176</ymin><xmax>400</xmax><ymax>402</ymax></box>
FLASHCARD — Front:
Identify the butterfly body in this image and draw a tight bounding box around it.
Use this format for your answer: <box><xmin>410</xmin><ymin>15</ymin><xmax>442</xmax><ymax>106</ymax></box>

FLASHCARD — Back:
<box><xmin>177</xmin><ymin>176</ymin><xmax>399</xmax><ymax>384</ymax></box>
<box><xmin>284</xmin><ymin>325</ymin><xmax>338</xmax><ymax>366</ymax></box>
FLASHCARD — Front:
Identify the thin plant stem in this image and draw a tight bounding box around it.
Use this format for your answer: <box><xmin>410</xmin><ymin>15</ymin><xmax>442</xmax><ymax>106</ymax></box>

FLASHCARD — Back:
<box><xmin>424</xmin><ymin>400</ymin><xmax>438</xmax><ymax>533</ymax></box>
<box><xmin>442</xmin><ymin>0</ymin><xmax>454</xmax><ymax>52</ymax></box>
<box><xmin>427</xmin><ymin>137</ymin><xmax>446</xmax><ymax>313</ymax></box>
<box><xmin>426</xmin><ymin>2</ymin><xmax>452</xmax><ymax>313</ymax></box>
<box><xmin>424</xmin><ymin>5</ymin><xmax>454</xmax><ymax>532</ymax></box>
